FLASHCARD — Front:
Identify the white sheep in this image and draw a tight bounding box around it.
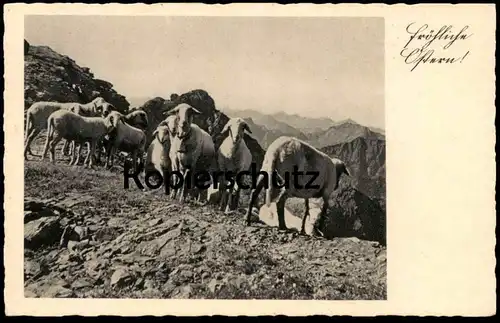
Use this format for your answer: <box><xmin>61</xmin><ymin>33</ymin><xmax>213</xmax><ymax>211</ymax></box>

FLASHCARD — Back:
<box><xmin>24</xmin><ymin>97</ymin><xmax>108</xmax><ymax>160</ymax></box>
<box><xmin>144</xmin><ymin>115</ymin><xmax>177</xmax><ymax>188</ymax></box>
<box><xmin>104</xmin><ymin>111</ymin><xmax>147</xmax><ymax>173</ymax></box>
<box><xmin>67</xmin><ymin>101</ymin><xmax>118</xmax><ymax>165</ymax></box>
<box><xmin>244</xmin><ymin>136</ymin><xmax>350</xmax><ymax>235</ymax></box>
<box><xmin>95</xmin><ymin>107</ymin><xmax>147</xmax><ymax>165</ymax></box>
<box><xmin>41</xmin><ymin>109</ymin><xmax>119</xmax><ymax>168</ymax></box>
<box><xmin>215</xmin><ymin>117</ymin><xmax>253</xmax><ymax>213</ymax></box>
<box><xmin>165</xmin><ymin>104</ymin><xmax>216</xmax><ymax>203</ymax></box>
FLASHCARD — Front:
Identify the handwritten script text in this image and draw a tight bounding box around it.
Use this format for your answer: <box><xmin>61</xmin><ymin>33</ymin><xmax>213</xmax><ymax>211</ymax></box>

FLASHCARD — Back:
<box><xmin>400</xmin><ymin>23</ymin><xmax>472</xmax><ymax>71</ymax></box>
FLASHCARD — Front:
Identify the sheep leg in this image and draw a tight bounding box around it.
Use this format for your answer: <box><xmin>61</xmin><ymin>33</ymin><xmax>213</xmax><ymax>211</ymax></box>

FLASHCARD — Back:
<box><xmin>25</xmin><ymin>128</ymin><xmax>41</xmax><ymax>159</ymax></box>
<box><xmin>48</xmin><ymin>135</ymin><xmax>62</xmax><ymax>164</ymax></box>
<box><xmin>301</xmin><ymin>198</ymin><xmax>310</xmax><ymax>235</ymax></box>
<box><xmin>245</xmin><ymin>174</ymin><xmax>266</xmax><ymax>226</ymax></box>
<box><xmin>276</xmin><ymin>193</ymin><xmax>288</xmax><ymax>231</ymax></box>
<box><xmin>83</xmin><ymin>142</ymin><xmax>91</xmax><ymax>167</ymax></box>
<box><xmin>41</xmin><ymin>129</ymin><xmax>51</xmax><ymax>161</ymax></box>
<box><xmin>69</xmin><ymin>142</ymin><xmax>77</xmax><ymax>166</ymax></box>
<box><xmin>62</xmin><ymin>140</ymin><xmax>70</xmax><ymax>156</ymax></box>
<box><xmin>178</xmin><ymin>171</ymin><xmax>186</xmax><ymax>203</ymax></box>
<box><xmin>87</xmin><ymin>141</ymin><xmax>97</xmax><ymax>169</ymax></box>
<box><xmin>219</xmin><ymin>181</ymin><xmax>228</xmax><ymax>211</ymax></box>
<box><xmin>225</xmin><ymin>186</ymin><xmax>238</xmax><ymax>214</ymax></box>
<box><xmin>104</xmin><ymin>143</ymin><xmax>112</xmax><ymax>169</ymax></box>
<box><xmin>95</xmin><ymin>142</ymin><xmax>102</xmax><ymax>165</ymax></box>
<box><xmin>71</xmin><ymin>143</ymin><xmax>82</xmax><ymax>166</ymax></box>
<box><xmin>313</xmin><ymin>197</ymin><xmax>329</xmax><ymax>238</ymax></box>
<box><xmin>233</xmin><ymin>187</ymin><xmax>241</xmax><ymax>211</ymax></box>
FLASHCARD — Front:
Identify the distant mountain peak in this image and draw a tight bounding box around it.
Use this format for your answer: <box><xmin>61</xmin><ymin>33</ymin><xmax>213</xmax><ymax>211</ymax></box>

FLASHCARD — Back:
<box><xmin>333</xmin><ymin>118</ymin><xmax>359</xmax><ymax>126</ymax></box>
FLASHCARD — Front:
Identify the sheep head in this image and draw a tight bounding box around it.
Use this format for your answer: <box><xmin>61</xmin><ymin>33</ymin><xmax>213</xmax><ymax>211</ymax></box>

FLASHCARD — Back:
<box><xmin>331</xmin><ymin>158</ymin><xmax>350</xmax><ymax>190</ymax></box>
<box><xmin>105</xmin><ymin>111</ymin><xmax>124</xmax><ymax>133</ymax></box>
<box><xmin>102</xmin><ymin>102</ymin><xmax>115</xmax><ymax>117</ymax></box>
<box><xmin>221</xmin><ymin>117</ymin><xmax>252</xmax><ymax>144</ymax></box>
<box><xmin>158</xmin><ymin>115</ymin><xmax>178</xmax><ymax>137</ymax></box>
<box><xmin>153</xmin><ymin>125</ymin><xmax>171</xmax><ymax>144</ymax></box>
<box><xmin>91</xmin><ymin>97</ymin><xmax>108</xmax><ymax>115</ymax></box>
<box><xmin>164</xmin><ymin>103</ymin><xmax>201</xmax><ymax>139</ymax></box>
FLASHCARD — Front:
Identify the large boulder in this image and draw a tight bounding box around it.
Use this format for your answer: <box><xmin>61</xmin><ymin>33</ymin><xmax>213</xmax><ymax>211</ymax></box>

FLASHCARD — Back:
<box><xmin>25</xmin><ymin>216</ymin><xmax>63</xmax><ymax>250</ymax></box>
<box><xmin>285</xmin><ymin>186</ymin><xmax>386</xmax><ymax>244</ymax></box>
<box><xmin>24</xmin><ymin>43</ymin><xmax>129</xmax><ymax>112</ymax></box>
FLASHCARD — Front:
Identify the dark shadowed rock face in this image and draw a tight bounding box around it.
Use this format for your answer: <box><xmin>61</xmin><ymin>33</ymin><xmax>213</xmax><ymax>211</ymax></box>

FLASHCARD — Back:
<box><xmin>24</xmin><ymin>42</ymin><xmax>129</xmax><ymax>112</ymax></box>
<box><xmin>321</xmin><ymin>137</ymin><xmax>386</xmax><ymax>201</ymax></box>
<box><xmin>321</xmin><ymin>186</ymin><xmax>386</xmax><ymax>245</ymax></box>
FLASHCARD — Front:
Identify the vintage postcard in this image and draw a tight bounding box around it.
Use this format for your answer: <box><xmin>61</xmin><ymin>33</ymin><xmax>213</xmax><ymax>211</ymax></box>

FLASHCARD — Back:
<box><xmin>3</xmin><ymin>3</ymin><xmax>496</xmax><ymax>317</ymax></box>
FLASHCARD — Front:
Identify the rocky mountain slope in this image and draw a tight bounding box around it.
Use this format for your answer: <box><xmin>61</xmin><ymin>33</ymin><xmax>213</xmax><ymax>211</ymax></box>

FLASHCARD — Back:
<box><xmin>308</xmin><ymin>119</ymin><xmax>385</xmax><ymax>149</ymax></box>
<box><xmin>24</xmin><ymin>40</ymin><xmax>130</xmax><ymax>113</ymax></box>
<box><xmin>223</xmin><ymin>107</ymin><xmax>335</xmax><ymax>134</ymax></box>
<box><xmin>24</xmin><ymin>160</ymin><xmax>386</xmax><ymax>299</ymax></box>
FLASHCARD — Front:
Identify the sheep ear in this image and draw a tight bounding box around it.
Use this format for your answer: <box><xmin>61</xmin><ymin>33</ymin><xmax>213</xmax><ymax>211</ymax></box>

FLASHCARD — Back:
<box><xmin>343</xmin><ymin>164</ymin><xmax>350</xmax><ymax>176</ymax></box>
<box><xmin>164</xmin><ymin>107</ymin><xmax>179</xmax><ymax>116</ymax></box>
<box><xmin>152</xmin><ymin>129</ymin><xmax>159</xmax><ymax>138</ymax></box>
<box><xmin>243</xmin><ymin>123</ymin><xmax>252</xmax><ymax>134</ymax></box>
<box><xmin>188</xmin><ymin>107</ymin><xmax>202</xmax><ymax>115</ymax></box>
<box><xmin>220</xmin><ymin>122</ymin><xmax>231</xmax><ymax>136</ymax></box>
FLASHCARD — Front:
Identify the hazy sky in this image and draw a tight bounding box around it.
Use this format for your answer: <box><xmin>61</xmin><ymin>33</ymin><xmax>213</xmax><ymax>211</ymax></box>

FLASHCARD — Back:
<box><xmin>25</xmin><ymin>16</ymin><xmax>385</xmax><ymax>128</ymax></box>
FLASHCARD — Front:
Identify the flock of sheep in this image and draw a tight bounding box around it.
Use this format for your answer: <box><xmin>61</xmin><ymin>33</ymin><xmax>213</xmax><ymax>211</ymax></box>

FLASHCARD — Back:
<box><xmin>24</xmin><ymin>97</ymin><xmax>350</xmax><ymax>235</ymax></box>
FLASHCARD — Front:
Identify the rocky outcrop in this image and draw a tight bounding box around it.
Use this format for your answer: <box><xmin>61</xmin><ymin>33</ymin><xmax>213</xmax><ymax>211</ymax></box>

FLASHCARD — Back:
<box><xmin>321</xmin><ymin>137</ymin><xmax>386</xmax><ymax>201</ymax></box>
<box><xmin>284</xmin><ymin>185</ymin><xmax>386</xmax><ymax>245</ymax></box>
<box><xmin>24</xmin><ymin>42</ymin><xmax>130</xmax><ymax>113</ymax></box>
<box><xmin>321</xmin><ymin>186</ymin><xmax>386</xmax><ymax>244</ymax></box>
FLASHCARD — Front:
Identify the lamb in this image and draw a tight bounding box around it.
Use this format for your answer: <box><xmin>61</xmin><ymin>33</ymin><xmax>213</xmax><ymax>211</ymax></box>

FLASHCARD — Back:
<box><xmin>41</xmin><ymin>109</ymin><xmax>119</xmax><ymax>168</ymax></box>
<box><xmin>66</xmin><ymin>101</ymin><xmax>117</xmax><ymax>164</ymax></box>
<box><xmin>24</xmin><ymin>97</ymin><xmax>108</xmax><ymax>160</ymax></box>
<box><xmin>215</xmin><ymin>117</ymin><xmax>253</xmax><ymax>213</ymax></box>
<box><xmin>244</xmin><ymin>136</ymin><xmax>350</xmax><ymax>235</ymax></box>
<box><xmin>166</xmin><ymin>104</ymin><xmax>217</xmax><ymax>203</ymax></box>
<box><xmin>95</xmin><ymin>105</ymin><xmax>144</xmax><ymax>165</ymax></box>
<box><xmin>144</xmin><ymin>115</ymin><xmax>177</xmax><ymax>187</ymax></box>
<box><xmin>104</xmin><ymin>111</ymin><xmax>147</xmax><ymax>173</ymax></box>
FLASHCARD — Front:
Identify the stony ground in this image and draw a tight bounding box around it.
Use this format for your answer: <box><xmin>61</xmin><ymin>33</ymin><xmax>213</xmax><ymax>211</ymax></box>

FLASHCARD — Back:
<box><xmin>24</xmin><ymin>136</ymin><xmax>386</xmax><ymax>299</ymax></box>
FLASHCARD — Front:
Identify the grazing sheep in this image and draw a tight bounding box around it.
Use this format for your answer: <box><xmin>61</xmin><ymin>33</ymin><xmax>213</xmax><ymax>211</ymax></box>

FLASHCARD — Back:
<box><xmin>166</xmin><ymin>104</ymin><xmax>216</xmax><ymax>203</ymax></box>
<box><xmin>215</xmin><ymin>117</ymin><xmax>253</xmax><ymax>213</ymax></box>
<box><xmin>144</xmin><ymin>115</ymin><xmax>177</xmax><ymax>188</ymax></box>
<box><xmin>97</xmin><ymin>109</ymin><xmax>149</xmax><ymax>165</ymax></box>
<box><xmin>24</xmin><ymin>97</ymin><xmax>108</xmax><ymax>160</ymax></box>
<box><xmin>104</xmin><ymin>111</ymin><xmax>147</xmax><ymax>173</ymax></box>
<box><xmin>64</xmin><ymin>101</ymin><xmax>118</xmax><ymax>163</ymax></box>
<box><xmin>41</xmin><ymin>109</ymin><xmax>119</xmax><ymax>168</ymax></box>
<box><xmin>244</xmin><ymin>136</ymin><xmax>350</xmax><ymax>235</ymax></box>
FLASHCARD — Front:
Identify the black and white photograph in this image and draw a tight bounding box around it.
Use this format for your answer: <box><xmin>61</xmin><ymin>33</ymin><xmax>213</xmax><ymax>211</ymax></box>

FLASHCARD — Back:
<box><xmin>22</xmin><ymin>14</ymin><xmax>387</xmax><ymax>300</ymax></box>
